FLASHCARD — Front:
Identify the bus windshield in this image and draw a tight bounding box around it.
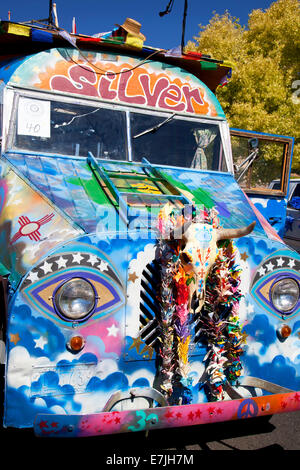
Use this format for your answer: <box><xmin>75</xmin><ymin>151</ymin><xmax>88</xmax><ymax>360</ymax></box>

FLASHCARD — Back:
<box><xmin>10</xmin><ymin>93</ymin><xmax>227</xmax><ymax>171</ymax></box>
<box><xmin>130</xmin><ymin>111</ymin><xmax>225</xmax><ymax>170</ymax></box>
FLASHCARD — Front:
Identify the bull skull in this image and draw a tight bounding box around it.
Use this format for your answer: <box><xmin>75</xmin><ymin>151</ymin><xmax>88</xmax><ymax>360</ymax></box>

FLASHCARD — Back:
<box><xmin>172</xmin><ymin>220</ymin><xmax>256</xmax><ymax>313</ymax></box>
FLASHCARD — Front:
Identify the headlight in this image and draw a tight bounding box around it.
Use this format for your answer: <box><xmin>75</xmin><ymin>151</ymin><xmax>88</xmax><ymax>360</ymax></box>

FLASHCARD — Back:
<box><xmin>54</xmin><ymin>278</ymin><xmax>95</xmax><ymax>320</ymax></box>
<box><xmin>271</xmin><ymin>278</ymin><xmax>299</xmax><ymax>313</ymax></box>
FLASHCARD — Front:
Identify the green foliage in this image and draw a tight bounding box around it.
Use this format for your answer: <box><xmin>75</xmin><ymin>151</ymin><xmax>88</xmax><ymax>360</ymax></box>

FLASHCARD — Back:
<box><xmin>187</xmin><ymin>0</ymin><xmax>300</xmax><ymax>174</ymax></box>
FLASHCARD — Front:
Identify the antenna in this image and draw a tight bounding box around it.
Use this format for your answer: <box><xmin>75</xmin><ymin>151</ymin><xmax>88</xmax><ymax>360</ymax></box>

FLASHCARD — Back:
<box><xmin>48</xmin><ymin>0</ymin><xmax>54</xmax><ymax>26</ymax></box>
<box><xmin>159</xmin><ymin>0</ymin><xmax>175</xmax><ymax>17</ymax></box>
<box><xmin>181</xmin><ymin>0</ymin><xmax>188</xmax><ymax>52</ymax></box>
<box><xmin>18</xmin><ymin>0</ymin><xmax>59</xmax><ymax>29</ymax></box>
<box><xmin>159</xmin><ymin>0</ymin><xmax>189</xmax><ymax>53</ymax></box>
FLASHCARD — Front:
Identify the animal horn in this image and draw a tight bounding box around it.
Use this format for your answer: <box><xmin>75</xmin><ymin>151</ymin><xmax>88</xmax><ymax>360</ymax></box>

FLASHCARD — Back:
<box><xmin>217</xmin><ymin>221</ymin><xmax>256</xmax><ymax>241</ymax></box>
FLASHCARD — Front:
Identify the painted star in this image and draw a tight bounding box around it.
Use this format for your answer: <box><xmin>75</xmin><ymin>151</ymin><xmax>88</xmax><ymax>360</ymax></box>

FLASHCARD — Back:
<box><xmin>99</xmin><ymin>260</ymin><xmax>108</xmax><ymax>271</ymax></box>
<box><xmin>72</xmin><ymin>253</ymin><xmax>84</xmax><ymax>264</ymax></box>
<box><xmin>56</xmin><ymin>256</ymin><xmax>68</xmax><ymax>269</ymax></box>
<box><xmin>27</xmin><ymin>271</ymin><xmax>40</xmax><ymax>282</ymax></box>
<box><xmin>38</xmin><ymin>420</ymin><xmax>48</xmax><ymax>429</ymax></box>
<box><xmin>265</xmin><ymin>261</ymin><xmax>274</xmax><ymax>271</ymax></box>
<box><xmin>294</xmin><ymin>393</ymin><xmax>300</xmax><ymax>402</ymax></box>
<box><xmin>240</xmin><ymin>252</ymin><xmax>249</xmax><ymax>262</ymax></box>
<box><xmin>288</xmin><ymin>259</ymin><xmax>296</xmax><ymax>269</ymax></box>
<box><xmin>10</xmin><ymin>333</ymin><xmax>20</xmax><ymax>345</ymax></box>
<box><xmin>34</xmin><ymin>336</ymin><xmax>47</xmax><ymax>349</ymax></box>
<box><xmin>87</xmin><ymin>254</ymin><xmax>99</xmax><ymax>266</ymax></box>
<box><xmin>129</xmin><ymin>336</ymin><xmax>144</xmax><ymax>354</ymax></box>
<box><xmin>40</xmin><ymin>261</ymin><xmax>53</xmax><ymax>274</ymax></box>
<box><xmin>246</xmin><ymin>303</ymin><xmax>254</xmax><ymax>314</ymax></box>
<box><xmin>165</xmin><ymin>410</ymin><xmax>173</xmax><ymax>419</ymax></box>
<box><xmin>258</xmin><ymin>266</ymin><xmax>266</xmax><ymax>276</ymax></box>
<box><xmin>107</xmin><ymin>324</ymin><xmax>119</xmax><ymax>337</ymax></box>
<box><xmin>128</xmin><ymin>272</ymin><xmax>138</xmax><ymax>283</ymax></box>
<box><xmin>277</xmin><ymin>257</ymin><xmax>285</xmax><ymax>267</ymax></box>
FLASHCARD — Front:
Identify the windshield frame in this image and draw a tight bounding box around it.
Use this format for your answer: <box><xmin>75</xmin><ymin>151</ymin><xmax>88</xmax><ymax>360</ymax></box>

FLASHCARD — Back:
<box><xmin>3</xmin><ymin>86</ymin><xmax>233</xmax><ymax>173</ymax></box>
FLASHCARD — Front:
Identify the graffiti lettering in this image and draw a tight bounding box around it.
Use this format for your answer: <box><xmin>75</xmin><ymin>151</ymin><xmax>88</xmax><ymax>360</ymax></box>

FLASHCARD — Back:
<box><xmin>158</xmin><ymin>83</ymin><xmax>186</xmax><ymax>111</ymax></box>
<box><xmin>50</xmin><ymin>63</ymin><xmax>210</xmax><ymax>115</ymax></box>
<box><xmin>128</xmin><ymin>410</ymin><xmax>158</xmax><ymax>432</ymax></box>
<box><xmin>98</xmin><ymin>72</ymin><xmax>117</xmax><ymax>100</ymax></box>
<box><xmin>118</xmin><ymin>69</ymin><xmax>145</xmax><ymax>105</ymax></box>
<box><xmin>182</xmin><ymin>85</ymin><xmax>204</xmax><ymax>113</ymax></box>
<box><xmin>50</xmin><ymin>64</ymin><xmax>98</xmax><ymax>97</ymax></box>
<box><xmin>138</xmin><ymin>74</ymin><xmax>169</xmax><ymax>107</ymax></box>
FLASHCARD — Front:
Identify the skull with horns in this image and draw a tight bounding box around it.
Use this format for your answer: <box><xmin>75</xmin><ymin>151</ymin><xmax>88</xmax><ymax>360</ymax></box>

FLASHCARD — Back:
<box><xmin>159</xmin><ymin>204</ymin><xmax>256</xmax><ymax>313</ymax></box>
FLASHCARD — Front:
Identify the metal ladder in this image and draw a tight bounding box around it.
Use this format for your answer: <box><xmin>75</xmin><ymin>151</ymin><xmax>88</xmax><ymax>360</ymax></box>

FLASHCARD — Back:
<box><xmin>87</xmin><ymin>153</ymin><xmax>192</xmax><ymax>227</ymax></box>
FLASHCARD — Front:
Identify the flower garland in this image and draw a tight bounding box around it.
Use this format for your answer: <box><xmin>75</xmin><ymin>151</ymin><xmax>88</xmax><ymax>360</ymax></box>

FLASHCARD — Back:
<box><xmin>156</xmin><ymin>203</ymin><xmax>246</xmax><ymax>404</ymax></box>
<box><xmin>199</xmin><ymin>239</ymin><xmax>246</xmax><ymax>401</ymax></box>
<box><xmin>156</xmin><ymin>204</ymin><xmax>193</xmax><ymax>404</ymax></box>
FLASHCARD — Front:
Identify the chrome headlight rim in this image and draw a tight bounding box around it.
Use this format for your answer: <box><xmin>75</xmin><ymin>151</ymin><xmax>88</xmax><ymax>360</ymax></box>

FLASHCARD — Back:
<box><xmin>53</xmin><ymin>277</ymin><xmax>96</xmax><ymax>322</ymax></box>
<box><xmin>270</xmin><ymin>276</ymin><xmax>300</xmax><ymax>314</ymax></box>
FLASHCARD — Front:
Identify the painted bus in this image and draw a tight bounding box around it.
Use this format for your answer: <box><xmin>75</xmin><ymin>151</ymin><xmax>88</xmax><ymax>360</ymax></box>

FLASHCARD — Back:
<box><xmin>0</xmin><ymin>19</ymin><xmax>299</xmax><ymax>438</ymax></box>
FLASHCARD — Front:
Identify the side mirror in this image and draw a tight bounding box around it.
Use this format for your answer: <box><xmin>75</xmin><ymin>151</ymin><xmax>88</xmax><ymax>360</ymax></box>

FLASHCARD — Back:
<box><xmin>248</xmin><ymin>137</ymin><xmax>259</xmax><ymax>150</ymax></box>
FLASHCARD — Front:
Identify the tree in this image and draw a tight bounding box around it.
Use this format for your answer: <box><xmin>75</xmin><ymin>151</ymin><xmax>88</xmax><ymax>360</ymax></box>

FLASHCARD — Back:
<box><xmin>186</xmin><ymin>0</ymin><xmax>300</xmax><ymax>174</ymax></box>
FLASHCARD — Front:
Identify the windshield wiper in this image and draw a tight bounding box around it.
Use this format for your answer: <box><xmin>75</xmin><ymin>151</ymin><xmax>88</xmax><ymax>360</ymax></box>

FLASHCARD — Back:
<box><xmin>133</xmin><ymin>113</ymin><xmax>176</xmax><ymax>139</ymax></box>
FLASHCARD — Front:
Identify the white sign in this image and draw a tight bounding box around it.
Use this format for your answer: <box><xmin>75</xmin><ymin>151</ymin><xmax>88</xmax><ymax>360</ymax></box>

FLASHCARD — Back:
<box><xmin>17</xmin><ymin>97</ymin><xmax>51</xmax><ymax>138</ymax></box>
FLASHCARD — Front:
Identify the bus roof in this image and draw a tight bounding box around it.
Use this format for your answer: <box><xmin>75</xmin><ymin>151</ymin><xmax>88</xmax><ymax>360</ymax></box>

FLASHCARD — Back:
<box><xmin>0</xmin><ymin>20</ymin><xmax>231</xmax><ymax>92</ymax></box>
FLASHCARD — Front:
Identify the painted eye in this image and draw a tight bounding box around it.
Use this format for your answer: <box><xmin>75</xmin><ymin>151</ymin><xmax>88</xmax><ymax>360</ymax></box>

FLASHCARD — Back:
<box><xmin>251</xmin><ymin>254</ymin><xmax>300</xmax><ymax>318</ymax></box>
<box><xmin>21</xmin><ymin>249</ymin><xmax>125</xmax><ymax>324</ymax></box>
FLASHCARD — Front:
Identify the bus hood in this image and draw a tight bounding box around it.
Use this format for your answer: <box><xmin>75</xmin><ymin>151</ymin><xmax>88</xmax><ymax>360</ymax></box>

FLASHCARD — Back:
<box><xmin>3</xmin><ymin>151</ymin><xmax>282</xmax><ymax>241</ymax></box>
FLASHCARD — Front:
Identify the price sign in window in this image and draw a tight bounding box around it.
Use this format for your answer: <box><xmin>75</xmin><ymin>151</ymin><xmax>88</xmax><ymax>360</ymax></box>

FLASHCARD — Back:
<box><xmin>17</xmin><ymin>97</ymin><xmax>50</xmax><ymax>138</ymax></box>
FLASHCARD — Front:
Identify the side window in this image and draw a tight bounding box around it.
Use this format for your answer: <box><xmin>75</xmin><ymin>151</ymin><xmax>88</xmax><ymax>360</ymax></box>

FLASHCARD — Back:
<box><xmin>230</xmin><ymin>129</ymin><xmax>293</xmax><ymax>196</ymax></box>
<box><xmin>291</xmin><ymin>183</ymin><xmax>300</xmax><ymax>199</ymax></box>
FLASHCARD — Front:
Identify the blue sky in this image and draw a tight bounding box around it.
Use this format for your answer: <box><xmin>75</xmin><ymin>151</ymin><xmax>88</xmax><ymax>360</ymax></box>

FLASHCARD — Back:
<box><xmin>0</xmin><ymin>0</ymin><xmax>276</xmax><ymax>49</ymax></box>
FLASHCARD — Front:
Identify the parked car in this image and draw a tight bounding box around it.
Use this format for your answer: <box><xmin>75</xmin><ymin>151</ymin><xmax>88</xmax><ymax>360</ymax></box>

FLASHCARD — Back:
<box><xmin>230</xmin><ymin>128</ymin><xmax>297</xmax><ymax>248</ymax></box>
<box><xmin>269</xmin><ymin>178</ymin><xmax>300</xmax><ymax>251</ymax></box>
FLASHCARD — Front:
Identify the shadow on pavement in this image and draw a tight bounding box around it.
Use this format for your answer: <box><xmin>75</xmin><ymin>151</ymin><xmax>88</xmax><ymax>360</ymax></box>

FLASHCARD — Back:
<box><xmin>0</xmin><ymin>415</ymin><xmax>279</xmax><ymax>451</ymax></box>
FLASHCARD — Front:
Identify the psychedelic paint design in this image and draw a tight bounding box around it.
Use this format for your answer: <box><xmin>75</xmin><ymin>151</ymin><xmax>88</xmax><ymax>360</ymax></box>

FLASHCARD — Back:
<box><xmin>5</xmin><ymin>48</ymin><xmax>225</xmax><ymax>119</ymax></box>
<box><xmin>0</xmin><ymin>34</ymin><xmax>299</xmax><ymax>438</ymax></box>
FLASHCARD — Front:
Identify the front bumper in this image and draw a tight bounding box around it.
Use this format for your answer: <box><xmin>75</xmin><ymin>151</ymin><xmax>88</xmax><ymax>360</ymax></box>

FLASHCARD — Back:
<box><xmin>34</xmin><ymin>389</ymin><xmax>300</xmax><ymax>437</ymax></box>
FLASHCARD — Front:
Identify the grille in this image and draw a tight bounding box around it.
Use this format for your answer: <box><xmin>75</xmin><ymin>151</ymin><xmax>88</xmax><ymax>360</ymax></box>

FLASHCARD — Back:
<box><xmin>139</xmin><ymin>260</ymin><xmax>161</xmax><ymax>348</ymax></box>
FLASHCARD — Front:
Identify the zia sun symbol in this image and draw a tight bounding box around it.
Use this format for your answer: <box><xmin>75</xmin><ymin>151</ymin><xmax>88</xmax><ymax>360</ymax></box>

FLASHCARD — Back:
<box><xmin>10</xmin><ymin>213</ymin><xmax>55</xmax><ymax>245</ymax></box>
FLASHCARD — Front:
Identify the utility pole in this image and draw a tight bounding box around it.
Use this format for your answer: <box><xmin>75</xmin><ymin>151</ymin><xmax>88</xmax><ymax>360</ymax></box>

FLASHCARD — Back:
<box><xmin>181</xmin><ymin>0</ymin><xmax>188</xmax><ymax>53</ymax></box>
